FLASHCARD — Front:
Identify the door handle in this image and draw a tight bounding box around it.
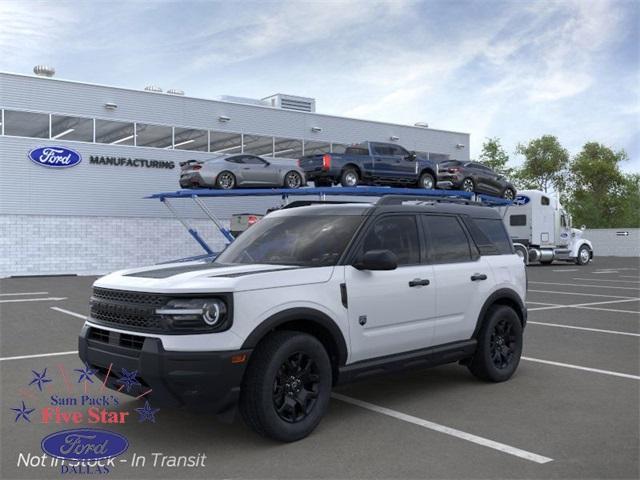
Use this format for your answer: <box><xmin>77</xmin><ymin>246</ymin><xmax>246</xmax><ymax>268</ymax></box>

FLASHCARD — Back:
<box><xmin>409</xmin><ymin>278</ymin><xmax>430</xmax><ymax>287</ymax></box>
<box><xmin>471</xmin><ymin>273</ymin><xmax>487</xmax><ymax>281</ymax></box>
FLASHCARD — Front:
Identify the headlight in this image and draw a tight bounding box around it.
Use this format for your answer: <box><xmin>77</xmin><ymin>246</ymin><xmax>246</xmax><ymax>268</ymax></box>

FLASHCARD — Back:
<box><xmin>156</xmin><ymin>298</ymin><xmax>230</xmax><ymax>332</ymax></box>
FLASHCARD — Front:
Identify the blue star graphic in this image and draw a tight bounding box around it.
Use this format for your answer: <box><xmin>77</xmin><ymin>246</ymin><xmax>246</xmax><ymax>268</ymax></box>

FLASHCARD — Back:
<box><xmin>117</xmin><ymin>368</ymin><xmax>141</xmax><ymax>392</ymax></box>
<box><xmin>135</xmin><ymin>401</ymin><xmax>160</xmax><ymax>423</ymax></box>
<box><xmin>74</xmin><ymin>362</ymin><xmax>96</xmax><ymax>383</ymax></box>
<box><xmin>28</xmin><ymin>368</ymin><xmax>52</xmax><ymax>392</ymax></box>
<box><xmin>11</xmin><ymin>400</ymin><xmax>35</xmax><ymax>423</ymax></box>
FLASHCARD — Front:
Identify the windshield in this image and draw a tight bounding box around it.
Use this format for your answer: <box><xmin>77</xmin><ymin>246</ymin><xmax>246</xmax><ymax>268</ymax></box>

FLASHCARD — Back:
<box><xmin>215</xmin><ymin>214</ymin><xmax>364</xmax><ymax>267</ymax></box>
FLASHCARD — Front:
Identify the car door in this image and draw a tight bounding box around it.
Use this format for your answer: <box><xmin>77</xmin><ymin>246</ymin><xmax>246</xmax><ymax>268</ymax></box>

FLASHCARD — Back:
<box><xmin>239</xmin><ymin>155</ymin><xmax>274</xmax><ymax>185</ymax></box>
<box><xmin>370</xmin><ymin>143</ymin><xmax>396</xmax><ymax>181</ymax></box>
<box><xmin>421</xmin><ymin>214</ymin><xmax>493</xmax><ymax>345</ymax></box>
<box><xmin>344</xmin><ymin>214</ymin><xmax>436</xmax><ymax>363</ymax></box>
<box><xmin>389</xmin><ymin>145</ymin><xmax>418</xmax><ymax>182</ymax></box>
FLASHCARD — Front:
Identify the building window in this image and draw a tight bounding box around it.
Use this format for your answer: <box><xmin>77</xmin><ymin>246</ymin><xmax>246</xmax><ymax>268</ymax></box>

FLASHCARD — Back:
<box><xmin>135</xmin><ymin>123</ymin><xmax>173</xmax><ymax>148</ymax></box>
<box><xmin>51</xmin><ymin>114</ymin><xmax>93</xmax><ymax>142</ymax></box>
<box><xmin>173</xmin><ymin>127</ymin><xmax>208</xmax><ymax>151</ymax></box>
<box><xmin>210</xmin><ymin>131</ymin><xmax>243</xmax><ymax>154</ymax></box>
<box><xmin>3</xmin><ymin>110</ymin><xmax>49</xmax><ymax>138</ymax></box>
<box><xmin>95</xmin><ymin>119</ymin><xmax>135</xmax><ymax>145</ymax></box>
<box><xmin>244</xmin><ymin>134</ymin><xmax>274</xmax><ymax>156</ymax></box>
<box><xmin>273</xmin><ymin>137</ymin><xmax>303</xmax><ymax>159</ymax></box>
<box><xmin>303</xmin><ymin>141</ymin><xmax>331</xmax><ymax>155</ymax></box>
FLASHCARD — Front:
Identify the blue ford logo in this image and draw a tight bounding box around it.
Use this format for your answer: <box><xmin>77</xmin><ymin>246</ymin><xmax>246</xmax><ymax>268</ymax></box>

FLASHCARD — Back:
<box><xmin>28</xmin><ymin>146</ymin><xmax>82</xmax><ymax>168</ymax></box>
<box><xmin>41</xmin><ymin>428</ymin><xmax>128</xmax><ymax>461</ymax></box>
<box><xmin>513</xmin><ymin>195</ymin><xmax>530</xmax><ymax>206</ymax></box>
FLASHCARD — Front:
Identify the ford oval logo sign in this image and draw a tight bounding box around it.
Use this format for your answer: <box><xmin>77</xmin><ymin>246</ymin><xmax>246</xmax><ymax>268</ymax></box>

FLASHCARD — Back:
<box><xmin>28</xmin><ymin>146</ymin><xmax>82</xmax><ymax>168</ymax></box>
<box><xmin>513</xmin><ymin>195</ymin><xmax>530</xmax><ymax>206</ymax></box>
<box><xmin>41</xmin><ymin>428</ymin><xmax>128</xmax><ymax>461</ymax></box>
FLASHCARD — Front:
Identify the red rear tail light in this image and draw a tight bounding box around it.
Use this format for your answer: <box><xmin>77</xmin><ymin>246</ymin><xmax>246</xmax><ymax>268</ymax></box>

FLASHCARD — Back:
<box><xmin>322</xmin><ymin>154</ymin><xmax>332</xmax><ymax>171</ymax></box>
<box><xmin>297</xmin><ymin>159</ymin><xmax>301</xmax><ymax>167</ymax></box>
<box><xmin>192</xmin><ymin>165</ymin><xmax>202</xmax><ymax>171</ymax></box>
<box><xmin>247</xmin><ymin>215</ymin><xmax>258</xmax><ymax>226</ymax></box>
<box><xmin>448</xmin><ymin>167</ymin><xmax>459</xmax><ymax>173</ymax></box>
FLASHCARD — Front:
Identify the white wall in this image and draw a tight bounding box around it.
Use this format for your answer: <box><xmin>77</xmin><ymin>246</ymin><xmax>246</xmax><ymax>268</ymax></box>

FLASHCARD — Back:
<box><xmin>584</xmin><ymin>228</ymin><xmax>640</xmax><ymax>257</ymax></box>
<box><xmin>0</xmin><ymin>215</ymin><xmax>229</xmax><ymax>278</ymax></box>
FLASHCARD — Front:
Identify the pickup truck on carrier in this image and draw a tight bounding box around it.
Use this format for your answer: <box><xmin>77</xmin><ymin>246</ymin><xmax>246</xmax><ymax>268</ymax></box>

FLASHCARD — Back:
<box><xmin>298</xmin><ymin>141</ymin><xmax>442</xmax><ymax>189</ymax></box>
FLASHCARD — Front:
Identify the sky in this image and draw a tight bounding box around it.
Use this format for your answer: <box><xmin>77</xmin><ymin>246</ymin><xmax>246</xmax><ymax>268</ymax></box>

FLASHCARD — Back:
<box><xmin>1</xmin><ymin>0</ymin><xmax>638</xmax><ymax>172</ymax></box>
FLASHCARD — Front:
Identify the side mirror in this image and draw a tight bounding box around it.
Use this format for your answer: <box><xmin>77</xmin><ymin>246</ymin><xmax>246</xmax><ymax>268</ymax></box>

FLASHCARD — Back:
<box><xmin>407</xmin><ymin>151</ymin><xmax>417</xmax><ymax>161</ymax></box>
<box><xmin>353</xmin><ymin>249</ymin><xmax>398</xmax><ymax>271</ymax></box>
<box><xmin>264</xmin><ymin>161</ymin><xmax>270</xmax><ymax>167</ymax></box>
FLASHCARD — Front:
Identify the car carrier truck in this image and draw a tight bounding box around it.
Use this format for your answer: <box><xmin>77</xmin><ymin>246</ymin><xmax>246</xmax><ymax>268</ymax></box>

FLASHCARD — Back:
<box><xmin>500</xmin><ymin>190</ymin><xmax>593</xmax><ymax>265</ymax></box>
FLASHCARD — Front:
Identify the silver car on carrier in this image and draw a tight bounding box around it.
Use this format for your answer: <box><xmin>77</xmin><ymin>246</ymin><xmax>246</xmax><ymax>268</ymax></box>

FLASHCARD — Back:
<box><xmin>180</xmin><ymin>154</ymin><xmax>306</xmax><ymax>189</ymax></box>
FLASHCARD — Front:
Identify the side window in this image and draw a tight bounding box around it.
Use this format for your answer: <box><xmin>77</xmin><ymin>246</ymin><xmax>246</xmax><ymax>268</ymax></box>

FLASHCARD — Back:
<box><xmin>423</xmin><ymin>215</ymin><xmax>472</xmax><ymax>263</ymax></box>
<box><xmin>242</xmin><ymin>156</ymin><xmax>266</xmax><ymax>165</ymax></box>
<box><xmin>541</xmin><ymin>196</ymin><xmax>550</xmax><ymax>206</ymax></box>
<box><xmin>390</xmin><ymin>145</ymin><xmax>410</xmax><ymax>157</ymax></box>
<box><xmin>472</xmin><ymin>218</ymin><xmax>513</xmax><ymax>255</ymax></box>
<box><xmin>360</xmin><ymin>216</ymin><xmax>420</xmax><ymax>266</ymax></box>
<box><xmin>225</xmin><ymin>156</ymin><xmax>243</xmax><ymax>164</ymax></box>
<box><xmin>510</xmin><ymin>215</ymin><xmax>527</xmax><ymax>226</ymax></box>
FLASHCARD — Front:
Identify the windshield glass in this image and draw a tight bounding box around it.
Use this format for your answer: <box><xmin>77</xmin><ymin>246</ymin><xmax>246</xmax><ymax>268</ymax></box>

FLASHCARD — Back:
<box><xmin>215</xmin><ymin>214</ymin><xmax>364</xmax><ymax>266</ymax></box>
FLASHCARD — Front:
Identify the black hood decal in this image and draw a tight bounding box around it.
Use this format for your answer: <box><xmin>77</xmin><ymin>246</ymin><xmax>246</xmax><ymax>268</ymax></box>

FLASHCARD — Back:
<box><xmin>125</xmin><ymin>263</ymin><xmax>228</xmax><ymax>278</ymax></box>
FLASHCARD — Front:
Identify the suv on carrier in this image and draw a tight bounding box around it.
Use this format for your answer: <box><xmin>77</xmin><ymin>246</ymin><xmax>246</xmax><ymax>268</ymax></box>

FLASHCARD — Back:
<box><xmin>79</xmin><ymin>196</ymin><xmax>527</xmax><ymax>442</ymax></box>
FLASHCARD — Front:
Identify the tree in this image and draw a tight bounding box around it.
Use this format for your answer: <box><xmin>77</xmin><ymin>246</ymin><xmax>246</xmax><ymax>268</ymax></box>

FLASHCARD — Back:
<box><xmin>565</xmin><ymin>142</ymin><xmax>638</xmax><ymax>228</ymax></box>
<box><xmin>515</xmin><ymin>135</ymin><xmax>569</xmax><ymax>192</ymax></box>
<box><xmin>479</xmin><ymin>137</ymin><xmax>511</xmax><ymax>174</ymax></box>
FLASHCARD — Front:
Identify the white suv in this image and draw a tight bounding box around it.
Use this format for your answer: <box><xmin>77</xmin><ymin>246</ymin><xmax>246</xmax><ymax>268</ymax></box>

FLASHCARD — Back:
<box><xmin>79</xmin><ymin>196</ymin><xmax>527</xmax><ymax>442</ymax></box>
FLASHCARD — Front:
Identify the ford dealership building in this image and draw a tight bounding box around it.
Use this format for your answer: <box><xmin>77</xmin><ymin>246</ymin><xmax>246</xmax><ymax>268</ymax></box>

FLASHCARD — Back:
<box><xmin>0</xmin><ymin>70</ymin><xmax>470</xmax><ymax>277</ymax></box>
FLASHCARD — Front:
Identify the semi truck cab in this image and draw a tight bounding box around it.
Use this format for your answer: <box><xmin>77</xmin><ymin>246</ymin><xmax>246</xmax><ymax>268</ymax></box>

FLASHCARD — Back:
<box><xmin>500</xmin><ymin>190</ymin><xmax>593</xmax><ymax>265</ymax></box>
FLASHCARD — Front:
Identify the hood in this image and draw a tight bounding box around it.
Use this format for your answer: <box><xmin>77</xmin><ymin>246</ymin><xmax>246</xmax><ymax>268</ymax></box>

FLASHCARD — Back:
<box><xmin>93</xmin><ymin>261</ymin><xmax>334</xmax><ymax>294</ymax></box>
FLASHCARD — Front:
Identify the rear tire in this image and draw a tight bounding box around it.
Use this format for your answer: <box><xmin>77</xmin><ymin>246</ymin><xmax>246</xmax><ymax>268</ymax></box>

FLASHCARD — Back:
<box><xmin>461</xmin><ymin>177</ymin><xmax>475</xmax><ymax>192</ymax></box>
<box><xmin>340</xmin><ymin>168</ymin><xmax>359</xmax><ymax>187</ymax></box>
<box><xmin>503</xmin><ymin>188</ymin><xmax>516</xmax><ymax>200</ymax></box>
<box><xmin>284</xmin><ymin>171</ymin><xmax>303</xmax><ymax>189</ymax></box>
<box><xmin>239</xmin><ymin>331</ymin><xmax>332</xmax><ymax>442</ymax></box>
<box><xmin>418</xmin><ymin>172</ymin><xmax>435</xmax><ymax>190</ymax></box>
<box><xmin>216</xmin><ymin>171</ymin><xmax>236</xmax><ymax>189</ymax></box>
<box><xmin>468</xmin><ymin>305</ymin><xmax>522</xmax><ymax>382</ymax></box>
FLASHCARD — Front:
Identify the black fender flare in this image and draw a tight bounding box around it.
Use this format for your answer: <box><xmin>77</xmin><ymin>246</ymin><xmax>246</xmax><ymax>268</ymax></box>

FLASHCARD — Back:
<box><xmin>241</xmin><ymin>307</ymin><xmax>348</xmax><ymax>366</ymax></box>
<box><xmin>472</xmin><ymin>288</ymin><xmax>527</xmax><ymax>338</ymax></box>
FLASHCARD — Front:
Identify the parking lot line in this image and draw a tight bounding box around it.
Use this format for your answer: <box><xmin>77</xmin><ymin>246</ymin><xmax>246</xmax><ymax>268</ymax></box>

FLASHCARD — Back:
<box><xmin>529</xmin><ymin>281</ymin><xmax>640</xmax><ymax>291</ymax></box>
<box><xmin>527</xmin><ymin>321</ymin><xmax>640</xmax><ymax>337</ymax></box>
<box><xmin>552</xmin><ymin>269</ymin><xmax>579</xmax><ymax>272</ymax></box>
<box><xmin>0</xmin><ymin>291</ymin><xmax>49</xmax><ymax>296</ymax></box>
<box><xmin>572</xmin><ymin>277</ymin><xmax>640</xmax><ymax>284</ymax></box>
<box><xmin>528</xmin><ymin>297</ymin><xmax>640</xmax><ymax>312</ymax></box>
<box><xmin>620</xmin><ymin>275</ymin><xmax>640</xmax><ymax>279</ymax></box>
<box><xmin>0</xmin><ymin>296</ymin><xmax>68</xmax><ymax>304</ymax></box>
<box><xmin>50</xmin><ymin>306</ymin><xmax>88</xmax><ymax>320</ymax></box>
<box><xmin>526</xmin><ymin>301</ymin><xmax>558</xmax><ymax>306</ymax></box>
<box><xmin>521</xmin><ymin>357</ymin><xmax>640</xmax><ymax>380</ymax></box>
<box><xmin>529</xmin><ymin>289</ymin><xmax>638</xmax><ymax>299</ymax></box>
<box><xmin>0</xmin><ymin>351</ymin><xmax>77</xmax><ymax>362</ymax></box>
<box><xmin>575</xmin><ymin>306</ymin><xmax>640</xmax><ymax>315</ymax></box>
<box><xmin>331</xmin><ymin>393</ymin><xmax>553</xmax><ymax>464</ymax></box>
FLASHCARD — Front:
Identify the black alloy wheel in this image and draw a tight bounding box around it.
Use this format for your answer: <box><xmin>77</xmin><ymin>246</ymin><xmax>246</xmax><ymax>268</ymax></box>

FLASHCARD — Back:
<box><xmin>273</xmin><ymin>352</ymin><xmax>320</xmax><ymax>423</ymax></box>
<box><xmin>489</xmin><ymin>318</ymin><xmax>517</xmax><ymax>370</ymax></box>
<box><xmin>216</xmin><ymin>171</ymin><xmax>236</xmax><ymax>189</ymax></box>
<box><xmin>503</xmin><ymin>188</ymin><xmax>516</xmax><ymax>200</ymax></box>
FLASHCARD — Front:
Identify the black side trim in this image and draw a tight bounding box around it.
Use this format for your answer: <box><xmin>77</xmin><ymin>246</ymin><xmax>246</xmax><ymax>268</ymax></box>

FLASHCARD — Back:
<box><xmin>472</xmin><ymin>288</ymin><xmax>527</xmax><ymax>338</ymax></box>
<box><xmin>340</xmin><ymin>283</ymin><xmax>348</xmax><ymax>308</ymax></box>
<box><xmin>241</xmin><ymin>308</ymin><xmax>348</xmax><ymax>366</ymax></box>
<box><xmin>337</xmin><ymin>340</ymin><xmax>477</xmax><ymax>385</ymax></box>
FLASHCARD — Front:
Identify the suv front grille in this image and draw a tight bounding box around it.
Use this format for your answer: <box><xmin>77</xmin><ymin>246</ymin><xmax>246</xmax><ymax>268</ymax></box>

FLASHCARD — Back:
<box><xmin>90</xmin><ymin>287</ymin><xmax>166</xmax><ymax>333</ymax></box>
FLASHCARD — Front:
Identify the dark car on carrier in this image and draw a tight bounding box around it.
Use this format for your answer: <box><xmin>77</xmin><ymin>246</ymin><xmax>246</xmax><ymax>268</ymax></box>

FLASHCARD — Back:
<box><xmin>437</xmin><ymin>160</ymin><xmax>516</xmax><ymax>200</ymax></box>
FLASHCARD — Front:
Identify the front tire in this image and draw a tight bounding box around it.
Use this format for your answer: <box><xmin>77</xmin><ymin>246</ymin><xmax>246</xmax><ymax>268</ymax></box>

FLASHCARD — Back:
<box><xmin>576</xmin><ymin>245</ymin><xmax>591</xmax><ymax>265</ymax></box>
<box><xmin>503</xmin><ymin>187</ymin><xmax>516</xmax><ymax>200</ymax></box>
<box><xmin>284</xmin><ymin>171</ymin><xmax>303</xmax><ymax>189</ymax></box>
<box><xmin>418</xmin><ymin>172</ymin><xmax>435</xmax><ymax>190</ymax></box>
<box><xmin>216</xmin><ymin>171</ymin><xmax>236</xmax><ymax>189</ymax></box>
<box><xmin>240</xmin><ymin>331</ymin><xmax>332</xmax><ymax>442</ymax></box>
<box><xmin>468</xmin><ymin>305</ymin><xmax>522</xmax><ymax>382</ymax></box>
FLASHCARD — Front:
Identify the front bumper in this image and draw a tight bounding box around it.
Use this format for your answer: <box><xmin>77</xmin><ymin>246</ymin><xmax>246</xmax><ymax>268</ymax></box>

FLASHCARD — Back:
<box><xmin>436</xmin><ymin>174</ymin><xmax>462</xmax><ymax>189</ymax></box>
<box><xmin>78</xmin><ymin>324</ymin><xmax>251</xmax><ymax>411</ymax></box>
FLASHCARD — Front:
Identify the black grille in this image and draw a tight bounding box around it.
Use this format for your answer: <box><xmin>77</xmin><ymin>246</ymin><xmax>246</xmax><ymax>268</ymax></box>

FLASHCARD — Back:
<box><xmin>120</xmin><ymin>333</ymin><xmax>145</xmax><ymax>350</ymax></box>
<box><xmin>88</xmin><ymin>327</ymin><xmax>110</xmax><ymax>343</ymax></box>
<box><xmin>90</xmin><ymin>288</ymin><xmax>166</xmax><ymax>332</ymax></box>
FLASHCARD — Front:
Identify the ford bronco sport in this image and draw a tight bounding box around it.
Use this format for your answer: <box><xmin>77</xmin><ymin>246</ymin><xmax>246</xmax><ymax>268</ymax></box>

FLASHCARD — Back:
<box><xmin>79</xmin><ymin>195</ymin><xmax>527</xmax><ymax>442</ymax></box>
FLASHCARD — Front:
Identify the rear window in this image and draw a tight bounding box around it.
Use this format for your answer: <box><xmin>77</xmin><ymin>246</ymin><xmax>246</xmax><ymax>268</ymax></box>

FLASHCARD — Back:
<box><xmin>467</xmin><ymin>218</ymin><xmax>513</xmax><ymax>255</ymax></box>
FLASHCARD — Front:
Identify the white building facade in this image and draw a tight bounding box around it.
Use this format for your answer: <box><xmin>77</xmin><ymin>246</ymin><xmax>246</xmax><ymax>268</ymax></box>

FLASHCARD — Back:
<box><xmin>0</xmin><ymin>72</ymin><xmax>470</xmax><ymax>277</ymax></box>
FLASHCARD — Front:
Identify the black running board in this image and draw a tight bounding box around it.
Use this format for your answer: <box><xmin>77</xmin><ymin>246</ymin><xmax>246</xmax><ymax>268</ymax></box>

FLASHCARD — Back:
<box><xmin>336</xmin><ymin>339</ymin><xmax>477</xmax><ymax>385</ymax></box>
